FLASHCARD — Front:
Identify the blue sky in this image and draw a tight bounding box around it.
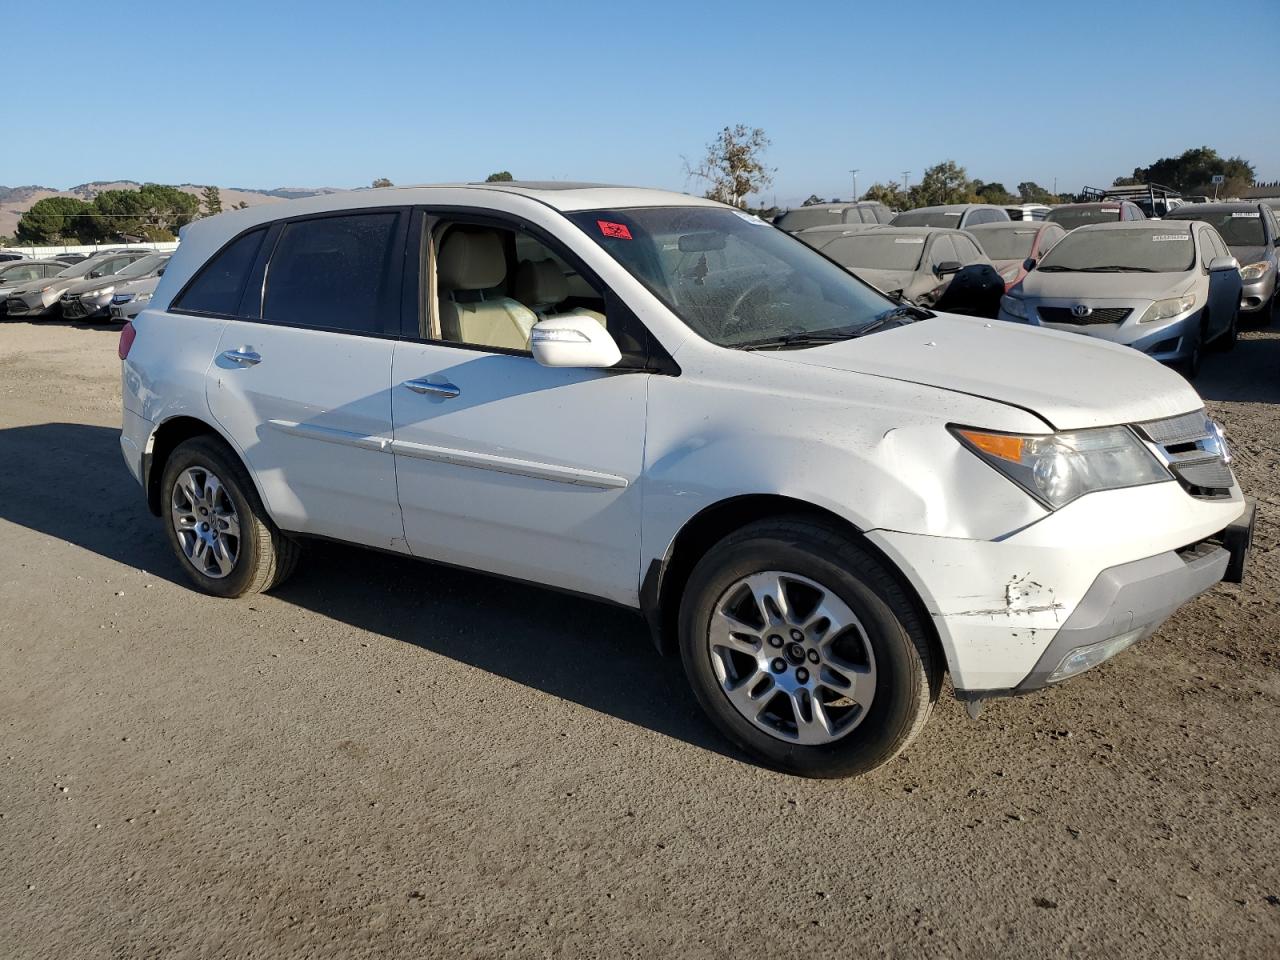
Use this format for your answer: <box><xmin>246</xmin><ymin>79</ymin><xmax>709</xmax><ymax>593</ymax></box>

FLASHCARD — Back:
<box><xmin>3</xmin><ymin>0</ymin><xmax>1276</xmax><ymax>206</ymax></box>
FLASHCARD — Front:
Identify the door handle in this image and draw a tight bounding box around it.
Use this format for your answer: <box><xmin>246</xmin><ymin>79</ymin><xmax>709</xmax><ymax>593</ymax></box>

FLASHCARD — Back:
<box><xmin>221</xmin><ymin>347</ymin><xmax>261</xmax><ymax>366</ymax></box>
<box><xmin>403</xmin><ymin>378</ymin><xmax>460</xmax><ymax>399</ymax></box>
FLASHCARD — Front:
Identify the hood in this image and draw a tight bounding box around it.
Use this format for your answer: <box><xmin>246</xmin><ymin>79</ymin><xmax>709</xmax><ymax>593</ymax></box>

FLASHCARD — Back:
<box><xmin>9</xmin><ymin>275</ymin><xmax>80</xmax><ymax>297</ymax></box>
<box><xmin>1228</xmin><ymin>244</ymin><xmax>1268</xmax><ymax>267</ymax></box>
<box><xmin>1018</xmin><ymin>269</ymin><xmax>1196</xmax><ymax>302</ymax></box>
<box><xmin>766</xmin><ymin>313</ymin><xmax>1203</xmax><ymax>430</ymax></box>
<box><xmin>63</xmin><ymin>275</ymin><xmax>126</xmax><ymax>297</ymax></box>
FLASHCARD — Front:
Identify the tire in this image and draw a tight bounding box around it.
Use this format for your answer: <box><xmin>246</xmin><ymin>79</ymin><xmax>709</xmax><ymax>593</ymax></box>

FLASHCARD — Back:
<box><xmin>678</xmin><ymin>517</ymin><xmax>941</xmax><ymax>778</ymax></box>
<box><xmin>160</xmin><ymin>436</ymin><xmax>300</xmax><ymax>598</ymax></box>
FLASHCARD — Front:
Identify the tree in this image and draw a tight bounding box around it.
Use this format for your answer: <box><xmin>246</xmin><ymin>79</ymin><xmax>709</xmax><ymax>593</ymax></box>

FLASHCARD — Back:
<box><xmin>685</xmin><ymin>124</ymin><xmax>773</xmax><ymax>208</ymax></box>
<box><xmin>973</xmin><ymin>180</ymin><xmax>1015</xmax><ymax>205</ymax></box>
<box><xmin>372</xmin><ymin>178</ymin><xmax>393</xmax><ymax>188</ymax></box>
<box><xmin>87</xmin><ymin>184</ymin><xmax>200</xmax><ymax>242</ymax></box>
<box><xmin>801</xmin><ymin>194</ymin><xmax>827</xmax><ymax>207</ymax></box>
<box><xmin>200</xmin><ymin>185</ymin><xmax>222</xmax><ymax>215</ymax></box>
<box><xmin>905</xmin><ymin>160</ymin><xmax>975</xmax><ymax>208</ymax></box>
<box><xmin>862</xmin><ymin>181</ymin><xmax>907</xmax><ymax>209</ymax></box>
<box><xmin>1125</xmin><ymin>146</ymin><xmax>1255</xmax><ymax>198</ymax></box>
<box><xmin>1017</xmin><ymin>181</ymin><xmax>1058</xmax><ymax>204</ymax></box>
<box><xmin>15</xmin><ymin>196</ymin><xmax>93</xmax><ymax>243</ymax></box>
<box><xmin>484</xmin><ymin>171</ymin><xmax>514</xmax><ymax>182</ymax></box>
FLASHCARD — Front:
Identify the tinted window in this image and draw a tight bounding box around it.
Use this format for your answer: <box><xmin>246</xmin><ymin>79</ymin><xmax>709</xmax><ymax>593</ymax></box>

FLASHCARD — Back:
<box><xmin>175</xmin><ymin>229</ymin><xmax>266</xmax><ymax>316</ymax></box>
<box><xmin>929</xmin><ymin>235</ymin><xmax>958</xmax><ymax>266</ymax></box>
<box><xmin>263</xmin><ymin>213</ymin><xmax>398</xmax><ymax>334</ymax></box>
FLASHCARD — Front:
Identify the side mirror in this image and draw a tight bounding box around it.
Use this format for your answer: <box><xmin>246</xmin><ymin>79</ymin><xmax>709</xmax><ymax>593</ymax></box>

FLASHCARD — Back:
<box><xmin>1209</xmin><ymin>256</ymin><xmax>1240</xmax><ymax>273</ymax></box>
<box><xmin>935</xmin><ymin>260</ymin><xmax>962</xmax><ymax>276</ymax></box>
<box><xmin>88</xmin><ymin>270</ymin><xmax>103</xmax><ymax>278</ymax></box>
<box><xmin>1023</xmin><ymin>257</ymin><xmax>1037</xmax><ymax>272</ymax></box>
<box><xmin>530</xmin><ymin>315</ymin><xmax>621</xmax><ymax>369</ymax></box>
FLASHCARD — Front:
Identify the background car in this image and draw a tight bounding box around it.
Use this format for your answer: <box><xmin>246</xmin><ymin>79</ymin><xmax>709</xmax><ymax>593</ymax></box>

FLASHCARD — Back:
<box><xmin>774</xmin><ymin>201</ymin><xmax>893</xmax><ymax>232</ymax></box>
<box><xmin>0</xmin><ymin>259</ymin><xmax>73</xmax><ymax>315</ymax></box>
<box><xmin>0</xmin><ymin>251</ymin><xmax>25</xmax><ymax>262</ymax></box>
<box><xmin>968</xmin><ymin>221</ymin><xmax>1068</xmax><ymax>289</ymax></box>
<box><xmin>790</xmin><ymin>222</ymin><xmax>885</xmax><ymax>249</ymax></box>
<box><xmin>106</xmin><ymin>254</ymin><xmax>172</xmax><ymax>322</ymax></box>
<box><xmin>999</xmin><ymin>220</ymin><xmax>1242</xmax><ymax>377</ymax></box>
<box><xmin>889</xmin><ymin>203</ymin><xmax>1010</xmax><ymax>229</ymax></box>
<box><xmin>1045</xmin><ymin>201</ymin><xmax>1146</xmax><ymax>230</ymax></box>
<box><xmin>808</xmin><ymin>225</ymin><xmax>1005</xmax><ymax>316</ymax></box>
<box><xmin>1164</xmin><ymin>201</ymin><xmax>1278</xmax><ymax>325</ymax></box>
<box><xmin>61</xmin><ymin>252</ymin><xmax>171</xmax><ymax>321</ymax></box>
<box><xmin>4</xmin><ymin>248</ymin><xmax>154</xmax><ymax>318</ymax></box>
<box><xmin>1004</xmin><ymin>203</ymin><xmax>1052</xmax><ymax>221</ymax></box>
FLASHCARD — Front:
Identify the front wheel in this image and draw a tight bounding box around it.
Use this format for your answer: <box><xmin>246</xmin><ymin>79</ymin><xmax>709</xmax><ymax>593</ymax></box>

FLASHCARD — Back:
<box><xmin>1181</xmin><ymin>327</ymin><xmax>1204</xmax><ymax>379</ymax></box>
<box><xmin>678</xmin><ymin>518</ymin><xmax>941</xmax><ymax>778</ymax></box>
<box><xmin>1214</xmin><ymin>308</ymin><xmax>1239</xmax><ymax>352</ymax></box>
<box><xmin>161</xmin><ymin>436</ymin><xmax>300</xmax><ymax>598</ymax></box>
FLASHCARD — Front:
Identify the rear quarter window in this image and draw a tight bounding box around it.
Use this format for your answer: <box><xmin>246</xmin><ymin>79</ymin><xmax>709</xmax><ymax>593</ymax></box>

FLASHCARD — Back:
<box><xmin>173</xmin><ymin>229</ymin><xmax>267</xmax><ymax>316</ymax></box>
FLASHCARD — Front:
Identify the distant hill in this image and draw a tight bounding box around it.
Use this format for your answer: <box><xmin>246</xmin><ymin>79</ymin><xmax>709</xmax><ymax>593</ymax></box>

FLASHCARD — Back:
<box><xmin>0</xmin><ymin>181</ymin><xmax>344</xmax><ymax>238</ymax></box>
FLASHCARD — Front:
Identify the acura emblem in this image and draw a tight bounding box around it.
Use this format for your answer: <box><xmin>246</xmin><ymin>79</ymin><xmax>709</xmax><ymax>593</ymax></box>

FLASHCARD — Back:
<box><xmin>1071</xmin><ymin>304</ymin><xmax>1092</xmax><ymax>318</ymax></box>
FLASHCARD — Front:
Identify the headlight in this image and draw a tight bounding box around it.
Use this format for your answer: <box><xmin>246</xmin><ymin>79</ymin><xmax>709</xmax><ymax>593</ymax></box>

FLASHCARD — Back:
<box><xmin>1138</xmin><ymin>293</ymin><xmax>1196</xmax><ymax>323</ymax></box>
<box><xmin>1239</xmin><ymin>261</ymin><xmax>1270</xmax><ymax>281</ymax></box>
<box><xmin>951</xmin><ymin>425</ymin><xmax>1170</xmax><ymax>509</ymax></box>
<box><xmin>135</xmin><ymin>291</ymin><xmax>153</xmax><ymax>303</ymax></box>
<box><xmin>1000</xmin><ymin>295</ymin><xmax>1028</xmax><ymax>319</ymax></box>
<box><xmin>92</xmin><ymin>286</ymin><xmax>115</xmax><ymax>298</ymax></box>
<box><xmin>112</xmin><ymin>293</ymin><xmax>136</xmax><ymax>304</ymax></box>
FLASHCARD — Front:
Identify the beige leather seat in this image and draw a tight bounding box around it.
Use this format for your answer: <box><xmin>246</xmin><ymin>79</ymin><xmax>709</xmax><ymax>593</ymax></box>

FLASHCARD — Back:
<box><xmin>437</xmin><ymin>229</ymin><xmax>537</xmax><ymax>351</ymax></box>
<box><xmin>513</xmin><ymin>258</ymin><xmax>607</xmax><ymax>327</ymax></box>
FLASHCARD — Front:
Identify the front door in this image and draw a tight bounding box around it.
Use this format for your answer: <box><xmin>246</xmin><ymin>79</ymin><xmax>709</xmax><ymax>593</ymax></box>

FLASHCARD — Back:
<box><xmin>389</xmin><ymin>213</ymin><xmax>649</xmax><ymax>604</ymax></box>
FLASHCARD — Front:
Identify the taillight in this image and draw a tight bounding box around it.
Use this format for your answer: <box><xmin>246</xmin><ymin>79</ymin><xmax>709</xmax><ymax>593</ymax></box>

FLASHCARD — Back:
<box><xmin>118</xmin><ymin>321</ymin><xmax>137</xmax><ymax>360</ymax></box>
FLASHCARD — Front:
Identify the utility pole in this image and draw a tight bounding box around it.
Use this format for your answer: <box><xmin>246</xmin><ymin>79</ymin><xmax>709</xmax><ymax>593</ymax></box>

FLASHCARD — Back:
<box><xmin>849</xmin><ymin>168</ymin><xmax>860</xmax><ymax>201</ymax></box>
<box><xmin>902</xmin><ymin>171</ymin><xmax>911</xmax><ymax>191</ymax></box>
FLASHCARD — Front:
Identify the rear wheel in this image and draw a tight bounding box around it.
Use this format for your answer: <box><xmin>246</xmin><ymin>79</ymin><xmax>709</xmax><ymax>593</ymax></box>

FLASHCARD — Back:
<box><xmin>678</xmin><ymin>518</ymin><xmax>941</xmax><ymax>778</ymax></box>
<box><xmin>161</xmin><ymin>436</ymin><xmax>300</xmax><ymax>598</ymax></box>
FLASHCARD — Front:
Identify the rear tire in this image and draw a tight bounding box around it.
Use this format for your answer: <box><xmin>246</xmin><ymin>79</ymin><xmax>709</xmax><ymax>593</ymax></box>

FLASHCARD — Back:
<box><xmin>678</xmin><ymin>517</ymin><xmax>941</xmax><ymax>778</ymax></box>
<box><xmin>160</xmin><ymin>436</ymin><xmax>300</xmax><ymax>598</ymax></box>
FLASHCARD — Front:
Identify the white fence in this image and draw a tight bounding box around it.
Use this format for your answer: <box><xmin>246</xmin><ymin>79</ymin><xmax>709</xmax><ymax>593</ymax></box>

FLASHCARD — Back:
<box><xmin>3</xmin><ymin>241</ymin><xmax>180</xmax><ymax>259</ymax></box>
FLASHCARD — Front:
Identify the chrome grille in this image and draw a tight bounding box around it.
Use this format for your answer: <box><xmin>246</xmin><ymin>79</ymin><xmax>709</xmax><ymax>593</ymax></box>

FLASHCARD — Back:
<box><xmin>1038</xmin><ymin>306</ymin><xmax>1132</xmax><ymax>326</ymax></box>
<box><xmin>1135</xmin><ymin>409</ymin><xmax>1234</xmax><ymax>498</ymax></box>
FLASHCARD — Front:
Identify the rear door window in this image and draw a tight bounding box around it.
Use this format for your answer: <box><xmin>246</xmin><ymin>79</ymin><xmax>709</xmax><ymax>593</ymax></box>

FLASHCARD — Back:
<box><xmin>929</xmin><ymin>235</ymin><xmax>958</xmax><ymax>268</ymax></box>
<box><xmin>952</xmin><ymin>234</ymin><xmax>983</xmax><ymax>262</ymax></box>
<box><xmin>174</xmin><ymin>229</ymin><xmax>266</xmax><ymax>316</ymax></box>
<box><xmin>262</xmin><ymin>213</ymin><xmax>400</xmax><ymax>335</ymax></box>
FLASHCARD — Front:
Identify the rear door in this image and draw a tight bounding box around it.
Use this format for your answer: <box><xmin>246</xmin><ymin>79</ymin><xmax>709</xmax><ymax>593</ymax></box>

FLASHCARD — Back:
<box><xmin>203</xmin><ymin>210</ymin><xmax>409</xmax><ymax>551</ymax></box>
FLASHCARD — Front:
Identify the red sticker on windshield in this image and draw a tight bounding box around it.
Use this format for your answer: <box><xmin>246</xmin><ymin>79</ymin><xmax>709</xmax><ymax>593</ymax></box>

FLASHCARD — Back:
<box><xmin>597</xmin><ymin>220</ymin><xmax>632</xmax><ymax>240</ymax></box>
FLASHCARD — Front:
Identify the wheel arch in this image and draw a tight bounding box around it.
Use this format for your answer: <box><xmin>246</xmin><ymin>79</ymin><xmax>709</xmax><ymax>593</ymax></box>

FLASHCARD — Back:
<box><xmin>641</xmin><ymin>494</ymin><xmax>944</xmax><ymax>674</ymax></box>
<box><xmin>145</xmin><ymin>415</ymin><xmax>268</xmax><ymax>519</ymax></box>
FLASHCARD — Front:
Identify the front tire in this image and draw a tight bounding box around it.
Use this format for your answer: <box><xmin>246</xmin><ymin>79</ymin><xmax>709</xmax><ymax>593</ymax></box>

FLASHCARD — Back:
<box><xmin>678</xmin><ymin>518</ymin><xmax>941</xmax><ymax>778</ymax></box>
<box><xmin>161</xmin><ymin>436</ymin><xmax>300</xmax><ymax>598</ymax></box>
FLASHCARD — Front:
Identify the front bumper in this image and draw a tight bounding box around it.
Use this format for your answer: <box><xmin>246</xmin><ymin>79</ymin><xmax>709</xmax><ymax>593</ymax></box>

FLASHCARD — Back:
<box><xmin>1240</xmin><ymin>272</ymin><xmax>1276</xmax><ymax>313</ymax></box>
<box><xmin>4</xmin><ymin>292</ymin><xmax>56</xmax><ymax>317</ymax></box>
<box><xmin>1003</xmin><ymin>297</ymin><xmax>1200</xmax><ymax>364</ymax></box>
<box><xmin>62</xmin><ymin>292</ymin><xmax>114</xmax><ymax>320</ymax></box>
<box><xmin>868</xmin><ymin>480</ymin><xmax>1249</xmax><ymax>695</ymax></box>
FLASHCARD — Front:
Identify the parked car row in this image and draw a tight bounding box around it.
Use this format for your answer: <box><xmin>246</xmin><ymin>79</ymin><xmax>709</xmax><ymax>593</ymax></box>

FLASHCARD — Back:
<box><xmin>1</xmin><ymin>247</ymin><xmax>169</xmax><ymax>321</ymax></box>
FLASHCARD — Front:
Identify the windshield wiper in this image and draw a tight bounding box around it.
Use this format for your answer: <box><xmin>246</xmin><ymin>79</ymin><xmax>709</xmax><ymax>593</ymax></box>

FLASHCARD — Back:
<box><xmin>1076</xmin><ymin>265</ymin><xmax>1158</xmax><ymax>273</ymax></box>
<box><xmin>1034</xmin><ymin>265</ymin><xmax>1074</xmax><ymax>271</ymax></box>
<box><xmin>738</xmin><ymin>330</ymin><xmax>856</xmax><ymax>351</ymax></box>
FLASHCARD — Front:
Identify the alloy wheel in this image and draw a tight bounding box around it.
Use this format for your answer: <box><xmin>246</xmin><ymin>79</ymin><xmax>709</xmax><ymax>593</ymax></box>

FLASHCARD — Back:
<box><xmin>170</xmin><ymin>466</ymin><xmax>241</xmax><ymax>579</ymax></box>
<box><xmin>706</xmin><ymin>571</ymin><xmax>876</xmax><ymax>745</ymax></box>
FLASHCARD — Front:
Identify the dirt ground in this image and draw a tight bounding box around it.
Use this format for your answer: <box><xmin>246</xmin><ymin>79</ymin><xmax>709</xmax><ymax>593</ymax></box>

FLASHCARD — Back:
<box><xmin>1</xmin><ymin>319</ymin><xmax>1277</xmax><ymax>959</ymax></box>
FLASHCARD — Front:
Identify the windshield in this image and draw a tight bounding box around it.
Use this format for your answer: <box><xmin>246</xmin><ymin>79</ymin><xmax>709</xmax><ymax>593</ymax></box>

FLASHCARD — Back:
<box><xmin>822</xmin><ymin>233</ymin><xmax>924</xmax><ymax>271</ymax></box>
<box><xmin>118</xmin><ymin>254</ymin><xmax>167</xmax><ymax>279</ymax></box>
<box><xmin>1046</xmin><ymin>206</ymin><xmax>1122</xmax><ymax>231</ymax></box>
<box><xmin>54</xmin><ymin>257</ymin><xmax>106</xmax><ymax>279</ymax></box>
<box><xmin>891</xmin><ymin>209</ymin><xmax>962</xmax><ymax>227</ymax></box>
<box><xmin>566</xmin><ymin>206</ymin><xmax>895</xmax><ymax>348</ymax></box>
<box><xmin>774</xmin><ymin>208</ymin><xmax>842</xmax><ymax>231</ymax></box>
<box><xmin>1035</xmin><ymin>227</ymin><xmax>1195</xmax><ymax>273</ymax></box>
<box><xmin>971</xmin><ymin>227</ymin><xmax>1039</xmax><ymax>261</ymax></box>
<box><xmin>1168</xmin><ymin>209</ymin><xmax>1264</xmax><ymax>247</ymax></box>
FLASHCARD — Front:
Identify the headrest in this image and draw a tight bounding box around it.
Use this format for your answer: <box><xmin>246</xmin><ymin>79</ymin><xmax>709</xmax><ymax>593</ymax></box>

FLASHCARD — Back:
<box><xmin>438</xmin><ymin>229</ymin><xmax>506</xmax><ymax>290</ymax></box>
<box><xmin>513</xmin><ymin>258</ymin><xmax>568</xmax><ymax>307</ymax></box>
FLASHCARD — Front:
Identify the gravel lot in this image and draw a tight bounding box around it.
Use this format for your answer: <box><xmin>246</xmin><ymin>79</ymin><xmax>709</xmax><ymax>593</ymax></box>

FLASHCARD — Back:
<box><xmin>1</xmin><ymin>319</ymin><xmax>1277</xmax><ymax>959</ymax></box>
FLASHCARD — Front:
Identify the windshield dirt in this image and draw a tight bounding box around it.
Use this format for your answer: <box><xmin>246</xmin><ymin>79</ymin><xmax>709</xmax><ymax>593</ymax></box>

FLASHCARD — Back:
<box><xmin>972</xmin><ymin>228</ymin><xmax>1039</xmax><ymax>261</ymax></box>
<box><xmin>1045</xmin><ymin>206</ymin><xmax>1123</xmax><ymax>231</ymax></box>
<box><xmin>567</xmin><ymin>207</ymin><xmax>895</xmax><ymax>348</ymax></box>
<box><xmin>1035</xmin><ymin>227</ymin><xmax>1195</xmax><ymax>273</ymax></box>
<box><xmin>1168</xmin><ymin>210</ymin><xmax>1265</xmax><ymax>247</ymax></box>
<box><xmin>822</xmin><ymin>233</ymin><xmax>924</xmax><ymax>271</ymax></box>
<box><xmin>890</xmin><ymin>210</ymin><xmax>962</xmax><ymax>227</ymax></box>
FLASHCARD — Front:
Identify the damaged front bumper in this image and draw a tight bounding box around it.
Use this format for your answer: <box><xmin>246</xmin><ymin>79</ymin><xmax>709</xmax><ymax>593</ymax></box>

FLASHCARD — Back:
<box><xmin>868</xmin><ymin>482</ymin><xmax>1252</xmax><ymax>700</ymax></box>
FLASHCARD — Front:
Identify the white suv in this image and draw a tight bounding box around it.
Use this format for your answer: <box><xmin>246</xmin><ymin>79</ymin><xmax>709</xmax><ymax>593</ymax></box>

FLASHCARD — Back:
<box><xmin>119</xmin><ymin>183</ymin><xmax>1254</xmax><ymax>778</ymax></box>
